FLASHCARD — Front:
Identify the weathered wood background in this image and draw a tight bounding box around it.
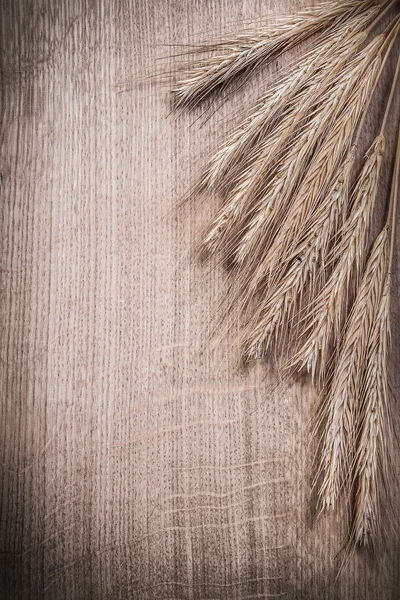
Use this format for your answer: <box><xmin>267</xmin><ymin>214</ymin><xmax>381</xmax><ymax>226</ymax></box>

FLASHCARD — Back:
<box><xmin>1</xmin><ymin>1</ymin><xmax>399</xmax><ymax>598</ymax></box>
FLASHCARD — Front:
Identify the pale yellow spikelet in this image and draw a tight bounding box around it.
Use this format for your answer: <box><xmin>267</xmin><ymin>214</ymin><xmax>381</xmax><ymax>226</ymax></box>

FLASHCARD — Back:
<box><xmin>351</xmin><ymin>87</ymin><xmax>400</xmax><ymax>547</ymax></box>
<box><xmin>318</xmin><ymin>226</ymin><xmax>389</xmax><ymax>511</ymax></box>
<box><xmin>243</xmin><ymin>151</ymin><xmax>355</xmax><ymax>359</ymax></box>
<box><xmin>203</xmin><ymin>33</ymin><xmax>383</xmax><ymax>262</ymax></box>
<box><xmin>242</xmin><ymin>48</ymin><xmax>382</xmax><ymax>271</ymax></box>
<box><xmin>352</xmin><ymin>275</ymin><xmax>390</xmax><ymax>546</ymax></box>
<box><xmin>171</xmin><ymin>0</ymin><xmax>400</xmax><ymax>552</ymax></box>
<box><xmin>201</xmin><ymin>12</ymin><xmax>373</xmax><ymax>191</ymax></box>
<box><xmin>290</xmin><ymin>135</ymin><xmax>386</xmax><ymax>380</ymax></box>
<box><xmin>224</xmin><ymin>60</ymin><xmax>383</xmax><ymax>330</ymax></box>
<box><xmin>172</xmin><ymin>0</ymin><xmax>378</xmax><ymax>109</ymax></box>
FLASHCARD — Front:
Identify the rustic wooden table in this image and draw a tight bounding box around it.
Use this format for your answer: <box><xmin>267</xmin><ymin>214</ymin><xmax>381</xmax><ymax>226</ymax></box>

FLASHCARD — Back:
<box><xmin>1</xmin><ymin>1</ymin><xmax>399</xmax><ymax>598</ymax></box>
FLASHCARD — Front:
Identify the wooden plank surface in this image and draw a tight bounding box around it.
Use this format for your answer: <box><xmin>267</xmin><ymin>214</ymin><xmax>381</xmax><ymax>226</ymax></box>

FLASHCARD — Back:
<box><xmin>0</xmin><ymin>1</ymin><xmax>399</xmax><ymax>598</ymax></box>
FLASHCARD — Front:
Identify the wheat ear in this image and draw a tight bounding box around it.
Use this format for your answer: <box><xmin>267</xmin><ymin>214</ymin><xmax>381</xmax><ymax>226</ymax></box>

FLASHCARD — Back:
<box><xmin>172</xmin><ymin>0</ymin><xmax>378</xmax><ymax>109</ymax></box>
<box><xmin>172</xmin><ymin>0</ymin><xmax>400</xmax><ymax>549</ymax></box>
<box><xmin>351</xmin><ymin>276</ymin><xmax>390</xmax><ymax>545</ymax></box>
<box><xmin>230</xmin><ymin>52</ymin><xmax>385</xmax><ymax>323</ymax></box>
<box><xmin>203</xmin><ymin>32</ymin><xmax>384</xmax><ymax>263</ymax></box>
<box><xmin>200</xmin><ymin>12</ymin><xmax>375</xmax><ymax>192</ymax></box>
<box><xmin>352</xmin><ymin>101</ymin><xmax>400</xmax><ymax>546</ymax></box>
<box><xmin>289</xmin><ymin>23</ymin><xmax>399</xmax><ymax>378</ymax></box>
<box><xmin>289</xmin><ymin>135</ymin><xmax>386</xmax><ymax>380</ymax></box>
<box><xmin>243</xmin><ymin>151</ymin><xmax>355</xmax><ymax>360</ymax></box>
<box><xmin>318</xmin><ymin>226</ymin><xmax>389</xmax><ymax>511</ymax></box>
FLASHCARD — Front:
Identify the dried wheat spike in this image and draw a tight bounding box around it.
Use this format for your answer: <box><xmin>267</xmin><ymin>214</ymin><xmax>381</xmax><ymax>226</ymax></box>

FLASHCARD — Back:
<box><xmin>290</xmin><ymin>135</ymin><xmax>386</xmax><ymax>381</ymax></box>
<box><xmin>202</xmin><ymin>28</ymin><xmax>380</xmax><ymax>258</ymax></box>
<box><xmin>204</xmin><ymin>32</ymin><xmax>384</xmax><ymax>267</ymax></box>
<box><xmin>352</xmin><ymin>275</ymin><xmax>390</xmax><ymax>546</ymax></box>
<box><xmin>174</xmin><ymin>0</ymin><xmax>400</xmax><ymax>552</ymax></box>
<box><xmin>228</xmin><ymin>52</ymin><xmax>384</xmax><ymax>322</ymax></box>
<box><xmin>243</xmin><ymin>151</ymin><xmax>355</xmax><ymax>360</ymax></box>
<box><xmin>201</xmin><ymin>10</ymin><xmax>375</xmax><ymax>192</ymax></box>
<box><xmin>172</xmin><ymin>0</ymin><xmax>378</xmax><ymax>109</ymax></box>
<box><xmin>318</xmin><ymin>226</ymin><xmax>389</xmax><ymax>511</ymax></box>
<box><xmin>352</xmin><ymin>94</ymin><xmax>400</xmax><ymax>547</ymax></box>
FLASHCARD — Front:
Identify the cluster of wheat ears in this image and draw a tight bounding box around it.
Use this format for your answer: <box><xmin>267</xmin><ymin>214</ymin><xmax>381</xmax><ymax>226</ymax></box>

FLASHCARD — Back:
<box><xmin>171</xmin><ymin>0</ymin><xmax>400</xmax><ymax>549</ymax></box>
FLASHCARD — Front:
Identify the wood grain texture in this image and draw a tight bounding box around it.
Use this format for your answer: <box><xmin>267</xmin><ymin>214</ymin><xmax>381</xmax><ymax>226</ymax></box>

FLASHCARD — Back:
<box><xmin>0</xmin><ymin>1</ymin><xmax>399</xmax><ymax>598</ymax></box>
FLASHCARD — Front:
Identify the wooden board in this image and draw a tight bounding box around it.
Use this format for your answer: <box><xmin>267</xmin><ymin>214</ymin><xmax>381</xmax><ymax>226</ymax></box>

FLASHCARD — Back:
<box><xmin>1</xmin><ymin>1</ymin><xmax>399</xmax><ymax>598</ymax></box>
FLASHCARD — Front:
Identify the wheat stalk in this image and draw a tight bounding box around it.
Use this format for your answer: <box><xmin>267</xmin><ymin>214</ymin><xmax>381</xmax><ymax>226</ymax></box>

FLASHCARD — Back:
<box><xmin>172</xmin><ymin>0</ymin><xmax>379</xmax><ymax>109</ymax></box>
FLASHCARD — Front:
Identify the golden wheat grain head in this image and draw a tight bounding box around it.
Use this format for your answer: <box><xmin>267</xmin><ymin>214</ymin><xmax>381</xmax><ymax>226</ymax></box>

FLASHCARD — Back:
<box><xmin>318</xmin><ymin>226</ymin><xmax>389</xmax><ymax>511</ymax></box>
<box><xmin>172</xmin><ymin>0</ymin><xmax>379</xmax><ymax>109</ymax></box>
